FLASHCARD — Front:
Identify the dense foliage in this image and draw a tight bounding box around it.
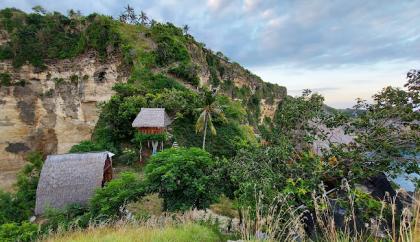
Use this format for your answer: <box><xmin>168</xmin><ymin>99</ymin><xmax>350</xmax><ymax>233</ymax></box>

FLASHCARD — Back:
<box><xmin>90</xmin><ymin>172</ymin><xmax>146</xmax><ymax>218</ymax></box>
<box><xmin>0</xmin><ymin>153</ymin><xmax>43</xmax><ymax>241</ymax></box>
<box><xmin>0</xmin><ymin>8</ymin><xmax>120</xmax><ymax>68</ymax></box>
<box><xmin>145</xmin><ymin>148</ymin><xmax>219</xmax><ymax>211</ymax></box>
<box><xmin>0</xmin><ymin>152</ymin><xmax>43</xmax><ymax>224</ymax></box>
<box><xmin>0</xmin><ymin>6</ymin><xmax>418</xmax><ymax>242</ymax></box>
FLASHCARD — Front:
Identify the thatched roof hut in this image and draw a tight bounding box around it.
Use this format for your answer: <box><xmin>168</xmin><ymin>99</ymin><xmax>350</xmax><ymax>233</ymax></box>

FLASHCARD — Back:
<box><xmin>35</xmin><ymin>151</ymin><xmax>113</xmax><ymax>215</ymax></box>
<box><xmin>132</xmin><ymin>108</ymin><xmax>172</xmax><ymax>129</ymax></box>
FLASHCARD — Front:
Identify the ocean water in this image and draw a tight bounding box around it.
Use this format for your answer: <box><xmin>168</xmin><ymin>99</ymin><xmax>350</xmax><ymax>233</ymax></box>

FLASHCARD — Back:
<box><xmin>391</xmin><ymin>172</ymin><xmax>419</xmax><ymax>193</ymax></box>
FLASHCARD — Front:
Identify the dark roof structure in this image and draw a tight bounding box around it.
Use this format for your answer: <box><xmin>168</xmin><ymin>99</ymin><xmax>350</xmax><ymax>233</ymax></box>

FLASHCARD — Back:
<box><xmin>35</xmin><ymin>151</ymin><xmax>113</xmax><ymax>215</ymax></box>
<box><xmin>132</xmin><ymin>108</ymin><xmax>172</xmax><ymax>128</ymax></box>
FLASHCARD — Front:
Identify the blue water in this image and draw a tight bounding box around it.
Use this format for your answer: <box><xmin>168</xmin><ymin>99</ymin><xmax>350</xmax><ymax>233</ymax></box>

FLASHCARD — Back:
<box><xmin>391</xmin><ymin>173</ymin><xmax>419</xmax><ymax>193</ymax></box>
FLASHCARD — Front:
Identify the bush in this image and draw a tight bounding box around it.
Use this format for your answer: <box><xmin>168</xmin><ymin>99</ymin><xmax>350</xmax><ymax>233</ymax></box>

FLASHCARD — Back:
<box><xmin>0</xmin><ymin>222</ymin><xmax>39</xmax><ymax>242</ymax></box>
<box><xmin>151</xmin><ymin>23</ymin><xmax>190</xmax><ymax>66</ymax></box>
<box><xmin>117</xmin><ymin>148</ymin><xmax>138</xmax><ymax>165</ymax></box>
<box><xmin>145</xmin><ymin>147</ymin><xmax>219</xmax><ymax>211</ymax></box>
<box><xmin>168</xmin><ymin>62</ymin><xmax>200</xmax><ymax>86</ymax></box>
<box><xmin>69</xmin><ymin>140</ymin><xmax>105</xmax><ymax>153</ymax></box>
<box><xmin>0</xmin><ymin>9</ymin><xmax>120</xmax><ymax>68</ymax></box>
<box><xmin>0</xmin><ymin>72</ymin><xmax>11</xmax><ymax>86</ymax></box>
<box><xmin>42</xmin><ymin>204</ymin><xmax>90</xmax><ymax>232</ymax></box>
<box><xmin>89</xmin><ymin>172</ymin><xmax>146</xmax><ymax>218</ymax></box>
<box><xmin>0</xmin><ymin>152</ymin><xmax>43</xmax><ymax>225</ymax></box>
<box><xmin>0</xmin><ymin>45</ymin><xmax>13</xmax><ymax>60</ymax></box>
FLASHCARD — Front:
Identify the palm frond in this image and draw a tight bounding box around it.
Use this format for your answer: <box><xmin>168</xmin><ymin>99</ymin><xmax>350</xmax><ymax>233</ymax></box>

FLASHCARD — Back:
<box><xmin>195</xmin><ymin>110</ymin><xmax>207</xmax><ymax>133</ymax></box>
<box><xmin>208</xmin><ymin>114</ymin><xmax>217</xmax><ymax>135</ymax></box>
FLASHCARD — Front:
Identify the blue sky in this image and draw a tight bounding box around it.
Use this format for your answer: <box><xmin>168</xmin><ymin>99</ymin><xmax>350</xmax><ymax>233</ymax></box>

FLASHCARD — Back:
<box><xmin>1</xmin><ymin>0</ymin><xmax>419</xmax><ymax>108</ymax></box>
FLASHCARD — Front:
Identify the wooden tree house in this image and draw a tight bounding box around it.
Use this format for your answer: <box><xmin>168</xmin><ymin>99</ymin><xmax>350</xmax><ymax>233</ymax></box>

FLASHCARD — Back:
<box><xmin>132</xmin><ymin>108</ymin><xmax>172</xmax><ymax>161</ymax></box>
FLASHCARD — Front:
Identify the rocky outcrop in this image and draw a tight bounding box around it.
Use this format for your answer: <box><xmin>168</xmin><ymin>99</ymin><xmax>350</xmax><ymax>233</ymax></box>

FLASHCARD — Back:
<box><xmin>0</xmin><ymin>52</ymin><xmax>128</xmax><ymax>191</ymax></box>
<box><xmin>187</xmin><ymin>42</ymin><xmax>287</xmax><ymax>123</ymax></box>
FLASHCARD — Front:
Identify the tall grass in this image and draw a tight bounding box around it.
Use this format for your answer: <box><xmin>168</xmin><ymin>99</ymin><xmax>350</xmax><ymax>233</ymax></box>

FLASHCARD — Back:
<box><xmin>239</xmin><ymin>184</ymin><xmax>419</xmax><ymax>242</ymax></box>
<box><xmin>44</xmin><ymin>223</ymin><xmax>219</xmax><ymax>242</ymax></box>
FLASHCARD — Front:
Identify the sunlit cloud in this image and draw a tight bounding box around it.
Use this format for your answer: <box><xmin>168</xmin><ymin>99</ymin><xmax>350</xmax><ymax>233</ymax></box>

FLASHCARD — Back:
<box><xmin>0</xmin><ymin>0</ymin><xmax>419</xmax><ymax>108</ymax></box>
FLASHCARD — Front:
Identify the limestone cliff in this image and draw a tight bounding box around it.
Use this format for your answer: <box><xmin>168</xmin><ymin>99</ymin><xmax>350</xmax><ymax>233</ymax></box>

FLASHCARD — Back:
<box><xmin>0</xmin><ymin>52</ymin><xmax>128</xmax><ymax>190</ymax></box>
<box><xmin>0</xmin><ymin>8</ymin><xmax>287</xmax><ymax>191</ymax></box>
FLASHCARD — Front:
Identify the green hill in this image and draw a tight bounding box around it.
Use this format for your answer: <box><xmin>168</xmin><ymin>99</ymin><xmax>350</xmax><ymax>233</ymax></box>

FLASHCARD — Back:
<box><xmin>0</xmin><ymin>7</ymin><xmax>286</xmax><ymax>161</ymax></box>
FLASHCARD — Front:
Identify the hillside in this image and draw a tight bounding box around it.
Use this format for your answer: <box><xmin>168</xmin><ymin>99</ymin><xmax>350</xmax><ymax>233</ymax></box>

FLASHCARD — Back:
<box><xmin>0</xmin><ymin>8</ymin><xmax>286</xmax><ymax>190</ymax></box>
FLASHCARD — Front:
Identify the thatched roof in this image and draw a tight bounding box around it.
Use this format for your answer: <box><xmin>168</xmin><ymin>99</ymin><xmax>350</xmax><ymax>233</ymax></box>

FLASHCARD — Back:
<box><xmin>35</xmin><ymin>151</ymin><xmax>112</xmax><ymax>215</ymax></box>
<box><xmin>132</xmin><ymin>108</ymin><xmax>172</xmax><ymax>128</ymax></box>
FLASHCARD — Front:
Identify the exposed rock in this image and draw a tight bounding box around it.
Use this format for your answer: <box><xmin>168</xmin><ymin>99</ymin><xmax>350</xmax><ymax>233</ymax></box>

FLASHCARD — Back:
<box><xmin>5</xmin><ymin>142</ymin><xmax>30</xmax><ymax>153</ymax></box>
<box><xmin>0</xmin><ymin>51</ymin><xmax>128</xmax><ymax>191</ymax></box>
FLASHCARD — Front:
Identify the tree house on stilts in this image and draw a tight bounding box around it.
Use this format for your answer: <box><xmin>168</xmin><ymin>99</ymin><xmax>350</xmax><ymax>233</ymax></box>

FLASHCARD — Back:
<box><xmin>132</xmin><ymin>108</ymin><xmax>172</xmax><ymax>162</ymax></box>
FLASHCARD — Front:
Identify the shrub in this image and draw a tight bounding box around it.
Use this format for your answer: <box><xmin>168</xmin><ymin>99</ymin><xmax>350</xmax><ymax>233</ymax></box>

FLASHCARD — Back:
<box><xmin>69</xmin><ymin>74</ymin><xmax>78</xmax><ymax>83</ymax></box>
<box><xmin>151</xmin><ymin>23</ymin><xmax>190</xmax><ymax>66</ymax></box>
<box><xmin>117</xmin><ymin>148</ymin><xmax>138</xmax><ymax>165</ymax></box>
<box><xmin>145</xmin><ymin>147</ymin><xmax>219</xmax><ymax>211</ymax></box>
<box><xmin>42</xmin><ymin>204</ymin><xmax>90</xmax><ymax>232</ymax></box>
<box><xmin>0</xmin><ymin>45</ymin><xmax>13</xmax><ymax>60</ymax></box>
<box><xmin>89</xmin><ymin>172</ymin><xmax>146</xmax><ymax>218</ymax></box>
<box><xmin>0</xmin><ymin>222</ymin><xmax>39</xmax><ymax>242</ymax></box>
<box><xmin>168</xmin><ymin>62</ymin><xmax>200</xmax><ymax>86</ymax></box>
<box><xmin>0</xmin><ymin>72</ymin><xmax>11</xmax><ymax>86</ymax></box>
<box><xmin>0</xmin><ymin>9</ymin><xmax>120</xmax><ymax>68</ymax></box>
<box><xmin>69</xmin><ymin>140</ymin><xmax>104</xmax><ymax>153</ymax></box>
<box><xmin>0</xmin><ymin>152</ymin><xmax>43</xmax><ymax>225</ymax></box>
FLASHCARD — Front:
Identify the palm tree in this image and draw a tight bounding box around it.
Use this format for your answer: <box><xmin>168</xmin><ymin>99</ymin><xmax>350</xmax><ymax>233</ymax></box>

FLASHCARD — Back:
<box><xmin>139</xmin><ymin>11</ymin><xmax>149</xmax><ymax>26</ymax></box>
<box><xmin>195</xmin><ymin>90</ymin><xmax>223</xmax><ymax>150</ymax></box>
<box><xmin>183</xmin><ymin>24</ymin><xmax>189</xmax><ymax>35</ymax></box>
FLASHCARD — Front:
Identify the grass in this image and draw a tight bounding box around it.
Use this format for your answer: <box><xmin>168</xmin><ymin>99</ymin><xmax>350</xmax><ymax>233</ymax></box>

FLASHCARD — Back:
<box><xmin>126</xmin><ymin>193</ymin><xmax>163</xmax><ymax>220</ymax></box>
<box><xmin>44</xmin><ymin>223</ymin><xmax>220</xmax><ymax>242</ymax></box>
<box><xmin>210</xmin><ymin>195</ymin><xmax>239</xmax><ymax>218</ymax></box>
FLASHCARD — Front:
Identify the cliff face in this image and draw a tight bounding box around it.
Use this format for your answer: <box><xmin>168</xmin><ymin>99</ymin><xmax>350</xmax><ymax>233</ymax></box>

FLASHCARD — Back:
<box><xmin>0</xmin><ymin>52</ymin><xmax>128</xmax><ymax>190</ymax></box>
<box><xmin>0</xmin><ymin>9</ymin><xmax>288</xmax><ymax>190</ymax></box>
<box><xmin>187</xmin><ymin>42</ymin><xmax>287</xmax><ymax>123</ymax></box>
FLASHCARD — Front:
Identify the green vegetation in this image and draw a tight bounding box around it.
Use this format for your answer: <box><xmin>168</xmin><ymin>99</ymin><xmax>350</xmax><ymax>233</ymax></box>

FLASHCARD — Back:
<box><xmin>145</xmin><ymin>148</ymin><xmax>218</xmax><ymax>211</ymax></box>
<box><xmin>69</xmin><ymin>140</ymin><xmax>104</xmax><ymax>153</ymax></box>
<box><xmin>0</xmin><ymin>6</ymin><xmax>418</xmax><ymax>242</ymax></box>
<box><xmin>168</xmin><ymin>62</ymin><xmax>200</xmax><ymax>86</ymax></box>
<box><xmin>46</xmin><ymin>223</ymin><xmax>220</xmax><ymax>242</ymax></box>
<box><xmin>195</xmin><ymin>90</ymin><xmax>225</xmax><ymax>150</ymax></box>
<box><xmin>0</xmin><ymin>222</ymin><xmax>38</xmax><ymax>242</ymax></box>
<box><xmin>0</xmin><ymin>152</ymin><xmax>43</xmax><ymax>224</ymax></box>
<box><xmin>0</xmin><ymin>8</ymin><xmax>120</xmax><ymax>68</ymax></box>
<box><xmin>0</xmin><ymin>72</ymin><xmax>11</xmax><ymax>86</ymax></box>
<box><xmin>89</xmin><ymin>172</ymin><xmax>146</xmax><ymax>218</ymax></box>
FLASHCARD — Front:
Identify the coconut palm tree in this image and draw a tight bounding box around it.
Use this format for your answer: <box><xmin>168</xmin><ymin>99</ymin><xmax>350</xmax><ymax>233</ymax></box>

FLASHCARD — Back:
<box><xmin>139</xmin><ymin>11</ymin><xmax>149</xmax><ymax>26</ymax></box>
<box><xmin>183</xmin><ymin>24</ymin><xmax>189</xmax><ymax>35</ymax></box>
<box><xmin>195</xmin><ymin>90</ymin><xmax>224</xmax><ymax>150</ymax></box>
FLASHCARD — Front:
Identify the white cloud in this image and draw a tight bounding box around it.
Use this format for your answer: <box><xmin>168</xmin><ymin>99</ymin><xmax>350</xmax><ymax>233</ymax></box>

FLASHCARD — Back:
<box><xmin>207</xmin><ymin>0</ymin><xmax>223</xmax><ymax>11</ymax></box>
<box><xmin>267</xmin><ymin>15</ymin><xmax>289</xmax><ymax>28</ymax></box>
<box><xmin>243</xmin><ymin>0</ymin><xmax>260</xmax><ymax>12</ymax></box>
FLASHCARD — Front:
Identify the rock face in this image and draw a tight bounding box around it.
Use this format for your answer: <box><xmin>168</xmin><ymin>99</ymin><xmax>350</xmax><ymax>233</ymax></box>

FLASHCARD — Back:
<box><xmin>188</xmin><ymin>42</ymin><xmax>287</xmax><ymax>123</ymax></box>
<box><xmin>0</xmin><ymin>52</ymin><xmax>128</xmax><ymax>190</ymax></box>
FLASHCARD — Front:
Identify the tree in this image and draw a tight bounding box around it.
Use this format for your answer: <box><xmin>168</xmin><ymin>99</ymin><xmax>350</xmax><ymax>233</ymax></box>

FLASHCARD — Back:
<box><xmin>405</xmin><ymin>69</ymin><xmax>419</xmax><ymax>105</ymax></box>
<box><xmin>68</xmin><ymin>9</ymin><xmax>81</xmax><ymax>19</ymax></box>
<box><xmin>119</xmin><ymin>5</ymin><xmax>137</xmax><ymax>24</ymax></box>
<box><xmin>195</xmin><ymin>90</ymin><xmax>224</xmax><ymax>150</ymax></box>
<box><xmin>139</xmin><ymin>11</ymin><xmax>149</xmax><ymax>26</ymax></box>
<box><xmin>343</xmin><ymin>76</ymin><xmax>420</xmax><ymax>178</ymax></box>
<box><xmin>270</xmin><ymin>89</ymin><xmax>324</xmax><ymax>149</ymax></box>
<box><xmin>145</xmin><ymin>148</ymin><xmax>219</xmax><ymax>211</ymax></box>
<box><xmin>32</xmin><ymin>5</ymin><xmax>47</xmax><ymax>15</ymax></box>
<box><xmin>183</xmin><ymin>24</ymin><xmax>189</xmax><ymax>35</ymax></box>
<box><xmin>0</xmin><ymin>152</ymin><xmax>43</xmax><ymax>224</ymax></box>
<box><xmin>89</xmin><ymin>172</ymin><xmax>146</xmax><ymax>218</ymax></box>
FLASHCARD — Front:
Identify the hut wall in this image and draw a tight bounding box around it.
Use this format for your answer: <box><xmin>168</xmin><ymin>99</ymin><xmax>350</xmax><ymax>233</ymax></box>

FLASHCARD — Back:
<box><xmin>102</xmin><ymin>157</ymin><xmax>112</xmax><ymax>186</ymax></box>
<box><xmin>138</xmin><ymin>127</ymin><xmax>165</xmax><ymax>134</ymax></box>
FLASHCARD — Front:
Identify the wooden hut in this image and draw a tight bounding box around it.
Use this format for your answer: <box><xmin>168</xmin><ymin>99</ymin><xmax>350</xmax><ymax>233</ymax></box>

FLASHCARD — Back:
<box><xmin>35</xmin><ymin>151</ymin><xmax>113</xmax><ymax>215</ymax></box>
<box><xmin>132</xmin><ymin>108</ymin><xmax>172</xmax><ymax>157</ymax></box>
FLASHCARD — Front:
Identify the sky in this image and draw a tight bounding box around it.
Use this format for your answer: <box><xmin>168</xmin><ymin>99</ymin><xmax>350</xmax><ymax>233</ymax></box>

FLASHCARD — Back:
<box><xmin>1</xmin><ymin>0</ymin><xmax>419</xmax><ymax>108</ymax></box>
